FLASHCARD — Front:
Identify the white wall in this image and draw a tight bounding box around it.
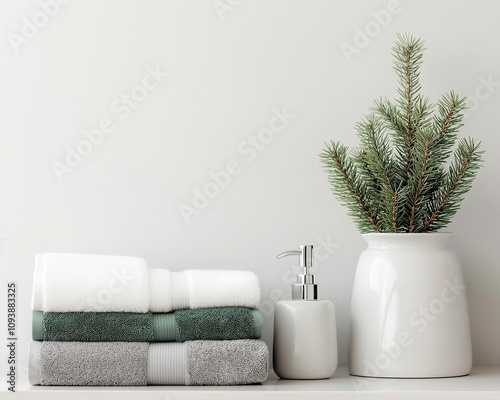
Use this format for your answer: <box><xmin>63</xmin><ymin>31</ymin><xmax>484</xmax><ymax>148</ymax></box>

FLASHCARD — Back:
<box><xmin>1</xmin><ymin>0</ymin><xmax>499</xmax><ymax>389</ymax></box>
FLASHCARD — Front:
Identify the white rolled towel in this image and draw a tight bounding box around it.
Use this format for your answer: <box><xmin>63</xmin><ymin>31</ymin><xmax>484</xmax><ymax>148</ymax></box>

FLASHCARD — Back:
<box><xmin>32</xmin><ymin>254</ymin><xmax>261</xmax><ymax>313</ymax></box>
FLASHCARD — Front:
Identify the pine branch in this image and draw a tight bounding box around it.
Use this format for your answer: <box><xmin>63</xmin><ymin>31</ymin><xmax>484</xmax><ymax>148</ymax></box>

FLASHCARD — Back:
<box><xmin>391</xmin><ymin>192</ymin><xmax>398</xmax><ymax>232</ymax></box>
<box><xmin>353</xmin><ymin>149</ymin><xmax>381</xmax><ymax>198</ymax></box>
<box><xmin>356</xmin><ymin>115</ymin><xmax>410</xmax><ymax>232</ymax></box>
<box><xmin>423</xmin><ymin>138</ymin><xmax>483</xmax><ymax>231</ymax></box>
<box><xmin>431</xmin><ymin>91</ymin><xmax>468</xmax><ymax>164</ymax></box>
<box><xmin>408</xmin><ymin>133</ymin><xmax>430</xmax><ymax>232</ymax></box>
<box><xmin>356</xmin><ymin>115</ymin><xmax>394</xmax><ymax>189</ymax></box>
<box><xmin>377</xmin><ymin>185</ymin><xmax>408</xmax><ymax>233</ymax></box>
<box><xmin>413</xmin><ymin>96</ymin><xmax>433</xmax><ymax>133</ymax></box>
<box><xmin>373</xmin><ymin>97</ymin><xmax>405</xmax><ymax>134</ymax></box>
<box><xmin>320</xmin><ymin>33</ymin><xmax>483</xmax><ymax>234</ymax></box>
<box><xmin>392</xmin><ymin>33</ymin><xmax>426</xmax><ymax>182</ymax></box>
<box><xmin>372</xmin><ymin>98</ymin><xmax>406</xmax><ymax>187</ymax></box>
<box><xmin>406</xmin><ymin>129</ymin><xmax>438</xmax><ymax>232</ymax></box>
<box><xmin>320</xmin><ymin>142</ymin><xmax>381</xmax><ymax>233</ymax></box>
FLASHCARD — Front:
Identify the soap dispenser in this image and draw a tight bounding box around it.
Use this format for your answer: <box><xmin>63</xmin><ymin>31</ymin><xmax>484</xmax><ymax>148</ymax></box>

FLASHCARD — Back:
<box><xmin>273</xmin><ymin>245</ymin><xmax>338</xmax><ymax>379</ymax></box>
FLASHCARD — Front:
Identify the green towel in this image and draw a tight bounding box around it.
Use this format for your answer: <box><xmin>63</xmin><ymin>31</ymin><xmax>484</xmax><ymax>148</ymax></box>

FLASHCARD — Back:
<box><xmin>32</xmin><ymin>307</ymin><xmax>262</xmax><ymax>342</ymax></box>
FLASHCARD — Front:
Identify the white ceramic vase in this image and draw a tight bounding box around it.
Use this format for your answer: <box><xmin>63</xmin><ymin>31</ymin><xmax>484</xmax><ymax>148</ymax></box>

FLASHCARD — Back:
<box><xmin>349</xmin><ymin>233</ymin><xmax>472</xmax><ymax>378</ymax></box>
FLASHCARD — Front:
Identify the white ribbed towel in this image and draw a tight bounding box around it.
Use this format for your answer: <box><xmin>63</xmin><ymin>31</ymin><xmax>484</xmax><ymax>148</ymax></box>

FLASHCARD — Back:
<box><xmin>148</xmin><ymin>269</ymin><xmax>261</xmax><ymax>312</ymax></box>
<box><xmin>32</xmin><ymin>253</ymin><xmax>260</xmax><ymax>312</ymax></box>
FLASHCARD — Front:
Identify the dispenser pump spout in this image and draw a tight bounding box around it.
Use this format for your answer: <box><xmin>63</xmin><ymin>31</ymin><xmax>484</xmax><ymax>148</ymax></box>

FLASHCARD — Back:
<box><xmin>276</xmin><ymin>245</ymin><xmax>317</xmax><ymax>300</ymax></box>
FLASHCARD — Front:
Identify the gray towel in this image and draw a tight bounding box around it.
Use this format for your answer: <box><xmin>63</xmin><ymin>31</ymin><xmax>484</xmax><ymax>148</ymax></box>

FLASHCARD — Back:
<box><xmin>29</xmin><ymin>339</ymin><xmax>268</xmax><ymax>386</ymax></box>
<box><xmin>185</xmin><ymin>339</ymin><xmax>269</xmax><ymax>385</ymax></box>
<box><xmin>35</xmin><ymin>342</ymin><xmax>148</xmax><ymax>386</ymax></box>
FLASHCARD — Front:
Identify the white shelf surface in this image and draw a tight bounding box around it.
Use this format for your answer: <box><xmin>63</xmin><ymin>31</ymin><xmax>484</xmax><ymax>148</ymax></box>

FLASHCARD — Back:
<box><xmin>21</xmin><ymin>367</ymin><xmax>500</xmax><ymax>399</ymax></box>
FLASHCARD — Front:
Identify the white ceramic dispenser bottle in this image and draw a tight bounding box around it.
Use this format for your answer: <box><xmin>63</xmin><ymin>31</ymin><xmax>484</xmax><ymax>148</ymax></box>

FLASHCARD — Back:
<box><xmin>273</xmin><ymin>244</ymin><xmax>338</xmax><ymax>379</ymax></box>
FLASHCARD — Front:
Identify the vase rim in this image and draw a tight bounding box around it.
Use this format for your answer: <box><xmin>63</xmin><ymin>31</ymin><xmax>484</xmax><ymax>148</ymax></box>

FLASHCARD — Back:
<box><xmin>361</xmin><ymin>232</ymin><xmax>455</xmax><ymax>248</ymax></box>
<box><xmin>362</xmin><ymin>232</ymin><xmax>453</xmax><ymax>237</ymax></box>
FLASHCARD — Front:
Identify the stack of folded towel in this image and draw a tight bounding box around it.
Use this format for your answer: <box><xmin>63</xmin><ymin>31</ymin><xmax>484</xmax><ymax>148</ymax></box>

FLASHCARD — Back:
<box><xmin>29</xmin><ymin>253</ymin><xmax>268</xmax><ymax>386</ymax></box>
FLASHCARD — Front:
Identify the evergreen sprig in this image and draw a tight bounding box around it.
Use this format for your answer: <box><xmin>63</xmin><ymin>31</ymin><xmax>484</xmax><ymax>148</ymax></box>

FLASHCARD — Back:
<box><xmin>320</xmin><ymin>33</ymin><xmax>483</xmax><ymax>233</ymax></box>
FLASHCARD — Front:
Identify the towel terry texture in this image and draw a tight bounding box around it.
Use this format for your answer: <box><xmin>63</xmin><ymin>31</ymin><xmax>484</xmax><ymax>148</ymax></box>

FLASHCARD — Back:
<box><xmin>32</xmin><ymin>254</ymin><xmax>260</xmax><ymax>312</ymax></box>
<box><xmin>29</xmin><ymin>340</ymin><xmax>269</xmax><ymax>386</ymax></box>
<box><xmin>32</xmin><ymin>308</ymin><xmax>263</xmax><ymax>342</ymax></box>
<box><xmin>35</xmin><ymin>341</ymin><xmax>149</xmax><ymax>386</ymax></box>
